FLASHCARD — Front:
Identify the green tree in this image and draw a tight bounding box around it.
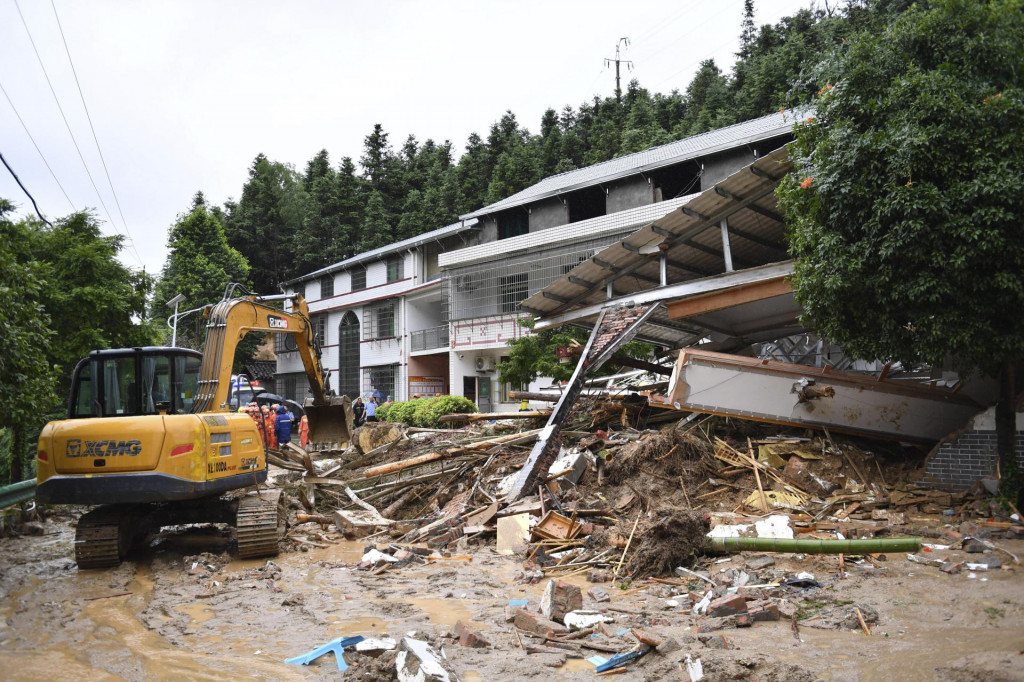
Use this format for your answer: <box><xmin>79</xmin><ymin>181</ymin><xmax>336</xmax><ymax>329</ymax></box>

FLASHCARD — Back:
<box><xmin>154</xmin><ymin>194</ymin><xmax>253</xmax><ymax>359</ymax></box>
<box><xmin>778</xmin><ymin>0</ymin><xmax>1024</xmax><ymax>499</ymax></box>
<box><xmin>294</xmin><ymin>149</ymin><xmax>350</xmax><ymax>273</ymax></box>
<box><xmin>498</xmin><ymin>319</ymin><xmax>654</xmax><ymax>388</ymax></box>
<box><xmin>227</xmin><ymin>155</ymin><xmax>305</xmax><ymax>292</ymax></box>
<box><xmin>28</xmin><ymin>212</ymin><xmax>156</xmax><ymax>392</ymax></box>
<box><xmin>358</xmin><ymin>190</ymin><xmax>393</xmax><ymax>251</ymax></box>
<box><xmin>455</xmin><ymin>132</ymin><xmax>491</xmax><ymax>213</ymax></box>
<box><xmin>678</xmin><ymin>59</ymin><xmax>734</xmax><ymax>135</ymax></box>
<box><xmin>0</xmin><ymin>200</ymin><xmax>58</xmax><ymax>482</ymax></box>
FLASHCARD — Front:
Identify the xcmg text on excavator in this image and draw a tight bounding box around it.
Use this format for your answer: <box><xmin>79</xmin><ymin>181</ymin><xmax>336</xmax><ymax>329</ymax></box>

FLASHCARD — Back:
<box><xmin>36</xmin><ymin>288</ymin><xmax>352</xmax><ymax>568</ymax></box>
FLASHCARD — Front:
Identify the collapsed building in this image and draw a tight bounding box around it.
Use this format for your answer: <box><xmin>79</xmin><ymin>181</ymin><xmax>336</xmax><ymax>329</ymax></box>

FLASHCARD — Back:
<box><xmin>511</xmin><ymin>146</ymin><xmax>1024</xmax><ymax>495</ymax></box>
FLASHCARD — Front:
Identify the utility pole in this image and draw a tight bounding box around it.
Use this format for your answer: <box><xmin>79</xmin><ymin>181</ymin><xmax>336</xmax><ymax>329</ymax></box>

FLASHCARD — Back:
<box><xmin>604</xmin><ymin>37</ymin><xmax>633</xmax><ymax>101</ymax></box>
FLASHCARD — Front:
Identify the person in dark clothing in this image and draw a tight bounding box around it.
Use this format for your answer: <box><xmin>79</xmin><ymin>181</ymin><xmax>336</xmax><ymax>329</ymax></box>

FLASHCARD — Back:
<box><xmin>275</xmin><ymin>405</ymin><xmax>294</xmax><ymax>446</ymax></box>
<box><xmin>353</xmin><ymin>397</ymin><xmax>365</xmax><ymax>426</ymax></box>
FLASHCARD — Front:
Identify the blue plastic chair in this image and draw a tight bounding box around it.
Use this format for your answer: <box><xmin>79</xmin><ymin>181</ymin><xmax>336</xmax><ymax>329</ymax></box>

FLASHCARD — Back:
<box><xmin>285</xmin><ymin>636</ymin><xmax>366</xmax><ymax>671</ymax></box>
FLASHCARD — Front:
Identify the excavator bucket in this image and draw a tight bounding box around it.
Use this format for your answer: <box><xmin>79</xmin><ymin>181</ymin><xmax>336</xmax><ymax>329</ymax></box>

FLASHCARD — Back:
<box><xmin>305</xmin><ymin>397</ymin><xmax>354</xmax><ymax>450</ymax></box>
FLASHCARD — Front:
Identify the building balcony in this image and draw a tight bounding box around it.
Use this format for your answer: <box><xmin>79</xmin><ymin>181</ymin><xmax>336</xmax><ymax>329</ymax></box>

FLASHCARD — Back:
<box><xmin>410</xmin><ymin>324</ymin><xmax>449</xmax><ymax>352</ymax></box>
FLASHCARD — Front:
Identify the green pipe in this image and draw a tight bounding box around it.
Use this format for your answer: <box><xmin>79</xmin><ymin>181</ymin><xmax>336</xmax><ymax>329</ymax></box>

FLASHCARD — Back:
<box><xmin>707</xmin><ymin>536</ymin><xmax>922</xmax><ymax>554</ymax></box>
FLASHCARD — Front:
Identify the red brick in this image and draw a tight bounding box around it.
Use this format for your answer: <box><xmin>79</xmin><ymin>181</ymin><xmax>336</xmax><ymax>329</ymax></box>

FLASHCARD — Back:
<box><xmin>747</xmin><ymin>601</ymin><xmax>780</xmax><ymax>622</ymax></box>
<box><xmin>541</xmin><ymin>580</ymin><xmax>583</xmax><ymax>623</ymax></box>
<box><xmin>707</xmin><ymin>594</ymin><xmax>747</xmax><ymax>617</ymax></box>
<box><xmin>513</xmin><ymin>608</ymin><xmax>568</xmax><ymax>638</ymax></box>
<box><xmin>451</xmin><ymin>620</ymin><xmax>491</xmax><ymax>648</ymax></box>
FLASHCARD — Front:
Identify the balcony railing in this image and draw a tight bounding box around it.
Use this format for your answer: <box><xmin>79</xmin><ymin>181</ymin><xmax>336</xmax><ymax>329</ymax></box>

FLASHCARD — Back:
<box><xmin>410</xmin><ymin>325</ymin><xmax>449</xmax><ymax>352</ymax></box>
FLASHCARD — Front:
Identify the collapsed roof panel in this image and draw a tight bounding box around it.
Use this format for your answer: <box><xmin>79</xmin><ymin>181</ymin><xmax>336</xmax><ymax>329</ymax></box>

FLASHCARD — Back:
<box><xmin>665</xmin><ymin>349</ymin><xmax>982</xmax><ymax>443</ymax></box>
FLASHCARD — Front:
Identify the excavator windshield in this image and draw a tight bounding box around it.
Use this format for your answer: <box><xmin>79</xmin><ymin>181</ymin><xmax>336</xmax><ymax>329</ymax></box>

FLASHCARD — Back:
<box><xmin>68</xmin><ymin>348</ymin><xmax>202</xmax><ymax>418</ymax></box>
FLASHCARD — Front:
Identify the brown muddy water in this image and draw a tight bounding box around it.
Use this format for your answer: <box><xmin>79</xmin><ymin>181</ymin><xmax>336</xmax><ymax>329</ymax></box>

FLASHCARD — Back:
<box><xmin>2</xmin><ymin>513</ymin><xmax>1023</xmax><ymax>681</ymax></box>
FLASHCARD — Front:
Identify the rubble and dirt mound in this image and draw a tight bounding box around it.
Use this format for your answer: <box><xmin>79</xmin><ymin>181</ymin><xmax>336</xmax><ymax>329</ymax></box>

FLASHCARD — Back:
<box><xmin>4</xmin><ymin>390</ymin><xmax>1024</xmax><ymax>679</ymax></box>
<box><xmin>625</xmin><ymin>509</ymin><xmax>709</xmax><ymax>576</ymax></box>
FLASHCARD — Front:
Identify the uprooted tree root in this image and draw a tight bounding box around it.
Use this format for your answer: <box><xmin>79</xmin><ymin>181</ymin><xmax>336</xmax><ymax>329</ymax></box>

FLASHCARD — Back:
<box><xmin>604</xmin><ymin>426</ymin><xmax>710</xmax><ymax>485</ymax></box>
<box><xmin>625</xmin><ymin>508</ymin><xmax>710</xmax><ymax>577</ymax></box>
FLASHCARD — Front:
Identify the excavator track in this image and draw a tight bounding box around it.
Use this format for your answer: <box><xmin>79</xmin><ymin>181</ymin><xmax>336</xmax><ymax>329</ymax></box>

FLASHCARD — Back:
<box><xmin>75</xmin><ymin>506</ymin><xmax>134</xmax><ymax>569</ymax></box>
<box><xmin>236</xmin><ymin>489</ymin><xmax>284</xmax><ymax>559</ymax></box>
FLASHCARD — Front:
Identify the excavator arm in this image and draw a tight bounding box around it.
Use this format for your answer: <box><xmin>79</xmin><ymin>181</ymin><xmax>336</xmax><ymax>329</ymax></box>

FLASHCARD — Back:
<box><xmin>190</xmin><ymin>290</ymin><xmax>352</xmax><ymax>445</ymax></box>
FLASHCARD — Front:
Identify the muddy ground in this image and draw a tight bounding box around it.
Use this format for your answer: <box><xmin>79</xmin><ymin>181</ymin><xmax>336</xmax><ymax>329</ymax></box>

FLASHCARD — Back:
<box><xmin>1</xmin><ymin>507</ymin><xmax>1022</xmax><ymax>681</ymax></box>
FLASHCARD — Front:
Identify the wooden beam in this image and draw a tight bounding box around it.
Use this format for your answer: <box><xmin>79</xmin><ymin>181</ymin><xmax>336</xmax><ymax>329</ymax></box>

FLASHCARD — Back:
<box><xmin>666</xmin><ymin>277</ymin><xmax>793</xmax><ymax>319</ymax></box>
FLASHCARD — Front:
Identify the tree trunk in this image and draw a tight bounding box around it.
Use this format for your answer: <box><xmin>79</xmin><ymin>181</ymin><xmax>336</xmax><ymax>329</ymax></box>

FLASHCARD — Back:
<box><xmin>9</xmin><ymin>425</ymin><xmax>23</xmax><ymax>483</ymax></box>
<box><xmin>996</xmin><ymin>361</ymin><xmax>1020</xmax><ymax>504</ymax></box>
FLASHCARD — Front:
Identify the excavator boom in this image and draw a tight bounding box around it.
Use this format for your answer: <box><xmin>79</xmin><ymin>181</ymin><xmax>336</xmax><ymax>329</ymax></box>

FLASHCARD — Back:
<box><xmin>192</xmin><ymin>291</ymin><xmax>351</xmax><ymax>446</ymax></box>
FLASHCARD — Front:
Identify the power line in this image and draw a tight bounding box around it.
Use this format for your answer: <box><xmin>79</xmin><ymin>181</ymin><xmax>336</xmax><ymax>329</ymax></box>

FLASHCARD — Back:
<box><xmin>1</xmin><ymin>150</ymin><xmax>54</xmax><ymax>227</ymax></box>
<box><xmin>12</xmin><ymin>0</ymin><xmax>142</xmax><ymax>266</ymax></box>
<box><xmin>0</xmin><ymin>78</ymin><xmax>76</xmax><ymax>210</ymax></box>
<box><xmin>49</xmin><ymin>0</ymin><xmax>140</xmax><ymax>264</ymax></box>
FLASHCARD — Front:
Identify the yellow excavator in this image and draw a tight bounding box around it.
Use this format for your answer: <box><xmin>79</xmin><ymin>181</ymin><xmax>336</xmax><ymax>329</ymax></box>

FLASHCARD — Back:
<box><xmin>36</xmin><ymin>288</ymin><xmax>352</xmax><ymax>568</ymax></box>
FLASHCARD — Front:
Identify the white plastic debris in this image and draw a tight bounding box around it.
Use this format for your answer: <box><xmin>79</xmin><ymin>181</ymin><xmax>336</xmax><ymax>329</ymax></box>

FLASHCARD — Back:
<box><xmin>674</xmin><ymin>566</ymin><xmax>717</xmax><ymax>588</ymax></box>
<box><xmin>965</xmin><ymin>563</ymin><xmax>989</xmax><ymax>571</ymax></box>
<box><xmin>396</xmin><ymin>637</ymin><xmax>451</xmax><ymax>682</ymax></box>
<box><xmin>685</xmin><ymin>654</ymin><xmax>704</xmax><ymax>681</ymax></box>
<box><xmin>361</xmin><ymin>549</ymin><xmax>399</xmax><ymax>564</ymax></box>
<box><xmin>706</xmin><ymin>514</ymin><xmax>794</xmax><ymax>540</ymax></box>
<box><xmin>692</xmin><ymin>590</ymin><xmax>713</xmax><ymax>616</ymax></box>
<box><xmin>357</xmin><ymin>637</ymin><xmax>397</xmax><ymax>652</ymax></box>
<box><xmin>563</xmin><ymin>610</ymin><xmax>614</xmax><ymax>630</ymax></box>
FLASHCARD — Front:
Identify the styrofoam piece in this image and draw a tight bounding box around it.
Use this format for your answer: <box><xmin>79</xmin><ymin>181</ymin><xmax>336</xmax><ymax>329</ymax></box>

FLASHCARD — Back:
<box><xmin>563</xmin><ymin>610</ymin><xmax>614</xmax><ymax>630</ymax></box>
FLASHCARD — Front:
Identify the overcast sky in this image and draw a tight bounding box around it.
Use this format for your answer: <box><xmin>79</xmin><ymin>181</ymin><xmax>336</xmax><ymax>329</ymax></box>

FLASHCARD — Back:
<box><xmin>1</xmin><ymin>0</ymin><xmax>812</xmax><ymax>277</ymax></box>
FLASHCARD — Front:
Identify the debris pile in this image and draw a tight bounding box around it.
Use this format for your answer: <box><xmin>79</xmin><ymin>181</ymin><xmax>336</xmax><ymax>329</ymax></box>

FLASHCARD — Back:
<box><xmin>257</xmin><ymin>394</ymin><xmax>1021</xmax><ymax>677</ymax></box>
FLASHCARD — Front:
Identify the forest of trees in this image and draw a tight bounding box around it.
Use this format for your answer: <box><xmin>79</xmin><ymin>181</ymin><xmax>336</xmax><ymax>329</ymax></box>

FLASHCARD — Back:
<box><xmin>2</xmin><ymin>1</ymin><xmax>918</xmax><ymax>482</ymax></box>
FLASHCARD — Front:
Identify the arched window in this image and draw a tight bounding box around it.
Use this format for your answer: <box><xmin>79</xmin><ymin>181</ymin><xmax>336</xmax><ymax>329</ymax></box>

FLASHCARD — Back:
<box><xmin>338</xmin><ymin>311</ymin><xmax>360</xmax><ymax>398</ymax></box>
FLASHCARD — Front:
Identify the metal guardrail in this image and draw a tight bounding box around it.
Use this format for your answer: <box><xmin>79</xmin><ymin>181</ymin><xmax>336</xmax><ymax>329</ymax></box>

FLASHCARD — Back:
<box><xmin>0</xmin><ymin>480</ymin><xmax>36</xmax><ymax>509</ymax></box>
<box><xmin>410</xmin><ymin>325</ymin><xmax>449</xmax><ymax>352</ymax></box>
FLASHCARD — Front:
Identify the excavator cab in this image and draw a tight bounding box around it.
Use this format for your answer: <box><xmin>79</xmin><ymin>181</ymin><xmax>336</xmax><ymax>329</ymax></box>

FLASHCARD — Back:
<box><xmin>67</xmin><ymin>347</ymin><xmax>202</xmax><ymax>419</ymax></box>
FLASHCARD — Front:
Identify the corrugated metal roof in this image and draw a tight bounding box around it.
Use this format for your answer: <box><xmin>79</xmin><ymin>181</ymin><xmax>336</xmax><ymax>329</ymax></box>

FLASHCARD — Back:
<box><xmin>284</xmin><ymin>218</ymin><xmax>479</xmax><ymax>285</ymax></box>
<box><xmin>522</xmin><ymin>145</ymin><xmax>797</xmax><ymax>349</ymax></box>
<box><xmin>462</xmin><ymin>110</ymin><xmax>799</xmax><ymax>220</ymax></box>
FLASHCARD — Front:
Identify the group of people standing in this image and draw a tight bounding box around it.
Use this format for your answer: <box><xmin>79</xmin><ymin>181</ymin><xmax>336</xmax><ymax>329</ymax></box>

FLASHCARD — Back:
<box><xmin>240</xmin><ymin>402</ymin><xmax>308</xmax><ymax>449</ymax></box>
<box><xmin>352</xmin><ymin>394</ymin><xmax>390</xmax><ymax>426</ymax></box>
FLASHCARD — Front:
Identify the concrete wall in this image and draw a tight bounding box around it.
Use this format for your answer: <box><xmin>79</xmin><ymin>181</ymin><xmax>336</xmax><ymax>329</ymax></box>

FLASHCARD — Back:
<box><xmin>480</xmin><ymin>216</ymin><xmax>498</xmax><ymax>242</ymax></box>
<box><xmin>606</xmin><ymin>176</ymin><xmax>653</xmax><ymax>214</ymax></box>
<box><xmin>701</xmin><ymin>147</ymin><xmax>757</xmax><ymax>190</ymax></box>
<box><xmin>529</xmin><ymin>197</ymin><xmax>568</xmax><ymax>232</ymax></box>
<box><xmin>922</xmin><ymin>407</ymin><xmax>1024</xmax><ymax>490</ymax></box>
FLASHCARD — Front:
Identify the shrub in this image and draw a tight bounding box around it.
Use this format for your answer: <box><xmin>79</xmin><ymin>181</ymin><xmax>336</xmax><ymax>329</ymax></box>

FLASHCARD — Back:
<box><xmin>376</xmin><ymin>401</ymin><xmax>393</xmax><ymax>421</ymax></box>
<box><xmin>381</xmin><ymin>398</ymin><xmax>426</xmax><ymax>425</ymax></box>
<box><xmin>413</xmin><ymin>395</ymin><xmax>478</xmax><ymax>428</ymax></box>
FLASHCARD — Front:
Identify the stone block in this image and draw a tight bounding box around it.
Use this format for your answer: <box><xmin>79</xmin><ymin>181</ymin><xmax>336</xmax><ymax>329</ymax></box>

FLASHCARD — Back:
<box><xmin>744</xmin><ymin>555</ymin><xmax>776</xmax><ymax>571</ymax></box>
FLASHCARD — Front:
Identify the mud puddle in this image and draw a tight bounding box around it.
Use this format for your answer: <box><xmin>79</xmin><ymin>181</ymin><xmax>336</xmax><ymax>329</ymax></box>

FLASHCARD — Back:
<box><xmin>2</xmin><ymin>515</ymin><xmax>1023</xmax><ymax>681</ymax></box>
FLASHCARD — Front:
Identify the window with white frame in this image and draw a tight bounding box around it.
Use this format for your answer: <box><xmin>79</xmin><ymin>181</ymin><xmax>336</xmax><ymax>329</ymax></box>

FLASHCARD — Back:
<box><xmin>351</xmin><ymin>266</ymin><xmax>366</xmax><ymax>291</ymax></box>
<box><xmin>338</xmin><ymin>311</ymin><xmax>360</xmax><ymax>398</ymax></box>
<box><xmin>313</xmin><ymin>315</ymin><xmax>326</xmax><ymax>346</ymax></box>
<box><xmin>320</xmin><ymin>275</ymin><xmax>334</xmax><ymax>298</ymax></box>
<box><xmin>386</xmin><ymin>256</ymin><xmax>404</xmax><ymax>282</ymax></box>
<box><xmin>362</xmin><ymin>364</ymin><xmax>397</xmax><ymax>401</ymax></box>
<box><xmin>363</xmin><ymin>299</ymin><xmax>397</xmax><ymax>340</ymax></box>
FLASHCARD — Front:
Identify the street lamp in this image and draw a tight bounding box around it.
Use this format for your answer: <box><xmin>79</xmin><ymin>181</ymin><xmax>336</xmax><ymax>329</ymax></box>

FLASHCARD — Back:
<box><xmin>166</xmin><ymin>293</ymin><xmax>187</xmax><ymax>347</ymax></box>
